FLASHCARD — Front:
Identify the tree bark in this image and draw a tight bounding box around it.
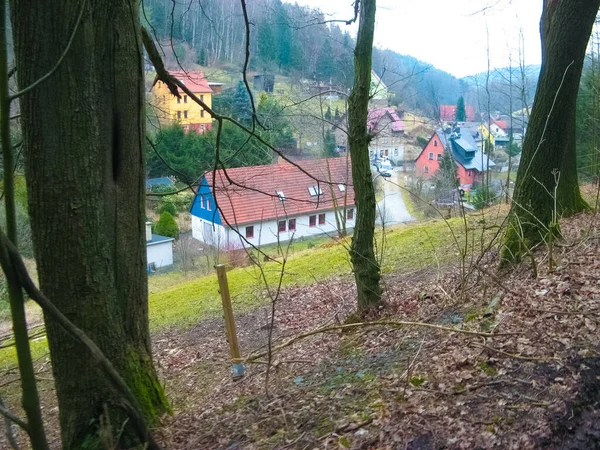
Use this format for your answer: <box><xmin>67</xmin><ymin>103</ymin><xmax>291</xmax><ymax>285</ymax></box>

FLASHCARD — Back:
<box><xmin>10</xmin><ymin>1</ymin><xmax>169</xmax><ymax>448</ymax></box>
<box><xmin>504</xmin><ymin>0</ymin><xmax>599</xmax><ymax>260</ymax></box>
<box><xmin>347</xmin><ymin>0</ymin><xmax>382</xmax><ymax>312</ymax></box>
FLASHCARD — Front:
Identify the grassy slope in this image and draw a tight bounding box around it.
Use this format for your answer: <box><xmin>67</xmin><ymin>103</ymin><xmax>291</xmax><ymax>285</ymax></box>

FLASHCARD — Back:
<box><xmin>148</xmin><ymin>216</ymin><xmax>473</xmax><ymax>330</ymax></box>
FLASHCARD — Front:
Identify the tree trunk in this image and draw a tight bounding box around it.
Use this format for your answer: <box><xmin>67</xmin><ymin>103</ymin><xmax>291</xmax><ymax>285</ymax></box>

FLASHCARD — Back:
<box><xmin>10</xmin><ymin>1</ymin><xmax>169</xmax><ymax>448</ymax></box>
<box><xmin>347</xmin><ymin>0</ymin><xmax>382</xmax><ymax>313</ymax></box>
<box><xmin>504</xmin><ymin>0</ymin><xmax>599</xmax><ymax>261</ymax></box>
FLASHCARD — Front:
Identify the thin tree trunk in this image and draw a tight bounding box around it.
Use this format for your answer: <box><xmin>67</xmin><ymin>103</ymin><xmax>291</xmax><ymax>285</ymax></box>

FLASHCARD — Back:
<box><xmin>347</xmin><ymin>0</ymin><xmax>382</xmax><ymax>313</ymax></box>
<box><xmin>504</xmin><ymin>0</ymin><xmax>599</xmax><ymax>261</ymax></box>
<box><xmin>10</xmin><ymin>1</ymin><xmax>169</xmax><ymax>447</ymax></box>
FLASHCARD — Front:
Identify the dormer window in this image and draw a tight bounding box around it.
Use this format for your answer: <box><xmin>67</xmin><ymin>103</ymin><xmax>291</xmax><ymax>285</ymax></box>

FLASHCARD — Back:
<box><xmin>338</xmin><ymin>184</ymin><xmax>346</xmax><ymax>192</ymax></box>
<box><xmin>276</xmin><ymin>190</ymin><xmax>286</xmax><ymax>201</ymax></box>
<box><xmin>308</xmin><ymin>185</ymin><xmax>323</xmax><ymax>196</ymax></box>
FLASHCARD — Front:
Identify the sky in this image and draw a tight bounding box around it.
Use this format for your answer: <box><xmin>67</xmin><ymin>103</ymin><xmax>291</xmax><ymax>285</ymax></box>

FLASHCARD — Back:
<box><xmin>287</xmin><ymin>0</ymin><xmax>543</xmax><ymax>78</ymax></box>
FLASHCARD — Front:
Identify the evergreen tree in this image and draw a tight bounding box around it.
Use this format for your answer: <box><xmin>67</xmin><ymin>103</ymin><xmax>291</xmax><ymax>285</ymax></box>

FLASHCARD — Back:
<box><xmin>432</xmin><ymin>151</ymin><xmax>458</xmax><ymax>194</ymax></box>
<box><xmin>257</xmin><ymin>20</ymin><xmax>276</xmax><ymax>69</ymax></box>
<box><xmin>234</xmin><ymin>80</ymin><xmax>253</xmax><ymax>126</ymax></box>
<box><xmin>456</xmin><ymin>96</ymin><xmax>466</xmax><ymax>121</ymax></box>
<box><xmin>316</xmin><ymin>39</ymin><xmax>335</xmax><ymax>82</ymax></box>
<box><xmin>198</xmin><ymin>47</ymin><xmax>207</xmax><ymax>66</ymax></box>
<box><xmin>323</xmin><ymin>130</ymin><xmax>338</xmax><ymax>157</ymax></box>
<box><xmin>324</xmin><ymin>106</ymin><xmax>332</xmax><ymax>121</ymax></box>
<box><xmin>274</xmin><ymin>0</ymin><xmax>292</xmax><ymax>70</ymax></box>
<box><xmin>154</xmin><ymin>212</ymin><xmax>179</xmax><ymax>238</ymax></box>
<box><xmin>335</xmin><ymin>107</ymin><xmax>341</xmax><ymax>121</ymax></box>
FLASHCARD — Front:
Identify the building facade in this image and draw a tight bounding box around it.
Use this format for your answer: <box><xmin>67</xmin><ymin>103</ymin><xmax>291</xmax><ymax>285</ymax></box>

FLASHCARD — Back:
<box><xmin>190</xmin><ymin>158</ymin><xmax>355</xmax><ymax>248</ymax></box>
<box><xmin>151</xmin><ymin>71</ymin><xmax>213</xmax><ymax>133</ymax></box>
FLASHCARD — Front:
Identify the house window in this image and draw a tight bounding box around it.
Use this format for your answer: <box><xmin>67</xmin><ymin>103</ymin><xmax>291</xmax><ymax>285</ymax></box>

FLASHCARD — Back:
<box><xmin>184</xmin><ymin>110</ymin><xmax>188</xmax><ymax>119</ymax></box>
<box><xmin>201</xmin><ymin>110</ymin><xmax>205</xmax><ymax>118</ymax></box>
<box><xmin>177</xmin><ymin>97</ymin><xmax>181</xmax><ymax>104</ymax></box>
<box><xmin>177</xmin><ymin>111</ymin><xmax>181</xmax><ymax>119</ymax></box>
<box><xmin>384</xmin><ymin>149</ymin><xmax>389</xmax><ymax>156</ymax></box>
<box><xmin>468</xmin><ymin>170</ymin><xmax>473</xmax><ymax>177</ymax></box>
<box><xmin>288</xmin><ymin>218</ymin><xmax>296</xmax><ymax>231</ymax></box>
<box><xmin>309</xmin><ymin>215</ymin><xmax>316</xmax><ymax>227</ymax></box>
<box><xmin>200</xmin><ymin>196</ymin><xmax>205</xmax><ymax>209</ymax></box>
<box><xmin>437</xmin><ymin>154</ymin><xmax>442</xmax><ymax>161</ymax></box>
<box><xmin>369</xmin><ymin>150</ymin><xmax>374</xmax><ymax>157</ymax></box>
<box><xmin>429</xmin><ymin>152</ymin><xmax>434</xmax><ymax>160</ymax></box>
<box><xmin>200</xmin><ymin>124</ymin><xmax>205</xmax><ymax>132</ymax></box>
<box><xmin>184</xmin><ymin>95</ymin><xmax>188</xmax><ymax>103</ymax></box>
<box><xmin>382</xmin><ymin>137</ymin><xmax>388</xmax><ymax>144</ymax></box>
<box><xmin>200</xmin><ymin>94</ymin><xmax>204</xmax><ymax>102</ymax></box>
<box><xmin>308</xmin><ymin>185</ymin><xmax>323</xmax><ymax>196</ymax></box>
<box><xmin>183</xmin><ymin>124</ymin><xmax>189</xmax><ymax>132</ymax></box>
<box><xmin>434</xmin><ymin>140</ymin><xmax>438</xmax><ymax>147</ymax></box>
<box><xmin>347</xmin><ymin>208</ymin><xmax>354</xmax><ymax>220</ymax></box>
<box><xmin>338</xmin><ymin>184</ymin><xmax>346</xmax><ymax>192</ymax></box>
<box><xmin>394</xmin><ymin>148</ymin><xmax>398</xmax><ymax>157</ymax></box>
<box><xmin>318</xmin><ymin>213</ymin><xmax>326</xmax><ymax>225</ymax></box>
<box><xmin>206</xmin><ymin>199</ymin><xmax>211</xmax><ymax>211</ymax></box>
<box><xmin>245</xmin><ymin>226</ymin><xmax>254</xmax><ymax>239</ymax></box>
<box><xmin>278</xmin><ymin>220</ymin><xmax>286</xmax><ymax>233</ymax></box>
<box><xmin>424</xmin><ymin>166</ymin><xmax>429</xmax><ymax>174</ymax></box>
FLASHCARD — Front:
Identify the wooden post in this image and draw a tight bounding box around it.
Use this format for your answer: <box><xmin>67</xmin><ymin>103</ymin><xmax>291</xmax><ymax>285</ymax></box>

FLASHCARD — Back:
<box><xmin>216</xmin><ymin>264</ymin><xmax>244</xmax><ymax>378</ymax></box>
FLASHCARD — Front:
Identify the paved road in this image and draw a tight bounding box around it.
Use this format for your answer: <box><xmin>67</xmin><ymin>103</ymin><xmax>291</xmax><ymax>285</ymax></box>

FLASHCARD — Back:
<box><xmin>375</xmin><ymin>173</ymin><xmax>414</xmax><ymax>226</ymax></box>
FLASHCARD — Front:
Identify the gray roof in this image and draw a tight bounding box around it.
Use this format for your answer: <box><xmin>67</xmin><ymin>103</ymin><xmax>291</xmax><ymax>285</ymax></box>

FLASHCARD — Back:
<box><xmin>146</xmin><ymin>177</ymin><xmax>175</xmax><ymax>189</ymax></box>
<box><xmin>437</xmin><ymin>128</ymin><xmax>495</xmax><ymax>172</ymax></box>
<box><xmin>146</xmin><ymin>234</ymin><xmax>174</xmax><ymax>246</ymax></box>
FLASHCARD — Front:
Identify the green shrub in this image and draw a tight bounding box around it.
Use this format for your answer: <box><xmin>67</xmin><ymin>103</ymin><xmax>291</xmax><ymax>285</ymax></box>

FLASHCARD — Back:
<box><xmin>471</xmin><ymin>186</ymin><xmax>497</xmax><ymax>210</ymax></box>
<box><xmin>153</xmin><ymin>212</ymin><xmax>179</xmax><ymax>238</ymax></box>
<box><xmin>158</xmin><ymin>200</ymin><xmax>177</xmax><ymax>216</ymax></box>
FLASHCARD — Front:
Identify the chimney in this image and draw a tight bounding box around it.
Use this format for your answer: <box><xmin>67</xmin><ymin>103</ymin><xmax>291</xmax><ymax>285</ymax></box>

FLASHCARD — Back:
<box><xmin>145</xmin><ymin>221</ymin><xmax>152</xmax><ymax>242</ymax></box>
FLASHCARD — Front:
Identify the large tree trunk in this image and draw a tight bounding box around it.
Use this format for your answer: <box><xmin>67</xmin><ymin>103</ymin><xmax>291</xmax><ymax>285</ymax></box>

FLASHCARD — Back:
<box><xmin>348</xmin><ymin>0</ymin><xmax>382</xmax><ymax>312</ymax></box>
<box><xmin>10</xmin><ymin>1</ymin><xmax>169</xmax><ymax>447</ymax></box>
<box><xmin>504</xmin><ymin>0</ymin><xmax>599</xmax><ymax>260</ymax></box>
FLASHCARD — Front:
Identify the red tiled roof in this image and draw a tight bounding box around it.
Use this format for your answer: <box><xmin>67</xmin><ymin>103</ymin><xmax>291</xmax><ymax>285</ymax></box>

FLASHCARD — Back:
<box><xmin>367</xmin><ymin>108</ymin><xmax>405</xmax><ymax>133</ymax></box>
<box><xmin>493</xmin><ymin>120</ymin><xmax>508</xmax><ymax>130</ymax></box>
<box><xmin>210</xmin><ymin>158</ymin><xmax>354</xmax><ymax>225</ymax></box>
<box><xmin>440</xmin><ymin>105</ymin><xmax>476</xmax><ymax>122</ymax></box>
<box><xmin>170</xmin><ymin>71</ymin><xmax>213</xmax><ymax>94</ymax></box>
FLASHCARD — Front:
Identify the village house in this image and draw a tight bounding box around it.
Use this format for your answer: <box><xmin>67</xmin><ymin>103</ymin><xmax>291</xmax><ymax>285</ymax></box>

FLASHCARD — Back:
<box><xmin>190</xmin><ymin>158</ymin><xmax>355</xmax><ymax>248</ymax></box>
<box><xmin>415</xmin><ymin>128</ymin><xmax>495</xmax><ymax>188</ymax></box>
<box><xmin>366</xmin><ymin>108</ymin><xmax>406</xmax><ymax>165</ymax></box>
<box><xmin>151</xmin><ymin>71</ymin><xmax>213</xmax><ymax>133</ymax></box>
<box><xmin>439</xmin><ymin>104</ymin><xmax>476</xmax><ymax>122</ymax></box>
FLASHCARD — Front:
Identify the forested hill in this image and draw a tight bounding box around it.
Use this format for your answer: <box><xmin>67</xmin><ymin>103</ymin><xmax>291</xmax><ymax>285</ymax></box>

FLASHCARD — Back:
<box><xmin>141</xmin><ymin>0</ymin><xmax>462</xmax><ymax>113</ymax></box>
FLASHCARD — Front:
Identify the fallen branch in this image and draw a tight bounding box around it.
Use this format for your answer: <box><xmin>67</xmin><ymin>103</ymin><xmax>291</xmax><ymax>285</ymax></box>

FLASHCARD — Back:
<box><xmin>246</xmin><ymin>320</ymin><xmax>517</xmax><ymax>362</ymax></box>
<box><xmin>477</xmin><ymin>344</ymin><xmax>560</xmax><ymax>362</ymax></box>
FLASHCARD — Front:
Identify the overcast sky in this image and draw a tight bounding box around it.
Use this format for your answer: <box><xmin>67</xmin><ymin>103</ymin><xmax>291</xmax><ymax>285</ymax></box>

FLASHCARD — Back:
<box><xmin>286</xmin><ymin>0</ymin><xmax>543</xmax><ymax>78</ymax></box>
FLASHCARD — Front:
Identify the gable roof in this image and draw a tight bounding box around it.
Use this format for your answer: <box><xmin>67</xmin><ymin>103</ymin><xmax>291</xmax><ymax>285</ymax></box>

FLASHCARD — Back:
<box><xmin>416</xmin><ymin>128</ymin><xmax>495</xmax><ymax>172</ymax></box>
<box><xmin>367</xmin><ymin>108</ymin><xmax>405</xmax><ymax>133</ymax></box>
<box><xmin>168</xmin><ymin>71</ymin><xmax>213</xmax><ymax>94</ymax></box>
<box><xmin>193</xmin><ymin>158</ymin><xmax>355</xmax><ymax>226</ymax></box>
<box><xmin>492</xmin><ymin>120</ymin><xmax>508</xmax><ymax>130</ymax></box>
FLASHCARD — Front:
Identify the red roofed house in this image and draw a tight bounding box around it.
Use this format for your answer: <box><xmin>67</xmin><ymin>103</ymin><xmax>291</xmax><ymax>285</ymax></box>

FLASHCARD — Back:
<box><xmin>439</xmin><ymin>105</ymin><xmax>476</xmax><ymax>122</ymax></box>
<box><xmin>190</xmin><ymin>158</ymin><xmax>355</xmax><ymax>247</ymax></box>
<box><xmin>366</xmin><ymin>108</ymin><xmax>405</xmax><ymax>165</ymax></box>
<box><xmin>415</xmin><ymin>128</ymin><xmax>495</xmax><ymax>188</ymax></box>
<box><xmin>151</xmin><ymin>71</ymin><xmax>213</xmax><ymax>133</ymax></box>
<box><xmin>490</xmin><ymin>120</ymin><xmax>508</xmax><ymax>138</ymax></box>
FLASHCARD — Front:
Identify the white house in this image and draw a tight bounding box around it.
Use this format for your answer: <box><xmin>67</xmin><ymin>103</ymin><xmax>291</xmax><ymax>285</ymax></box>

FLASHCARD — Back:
<box><xmin>190</xmin><ymin>158</ymin><xmax>355</xmax><ymax>248</ymax></box>
<box><xmin>145</xmin><ymin>222</ymin><xmax>174</xmax><ymax>270</ymax></box>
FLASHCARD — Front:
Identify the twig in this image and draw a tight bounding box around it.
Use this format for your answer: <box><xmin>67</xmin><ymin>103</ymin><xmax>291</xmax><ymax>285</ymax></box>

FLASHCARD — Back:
<box><xmin>247</xmin><ymin>320</ymin><xmax>516</xmax><ymax>362</ymax></box>
<box><xmin>477</xmin><ymin>344</ymin><xmax>560</xmax><ymax>362</ymax></box>
<box><xmin>0</xmin><ymin>395</ymin><xmax>28</xmax><ymax>433</ymax></box>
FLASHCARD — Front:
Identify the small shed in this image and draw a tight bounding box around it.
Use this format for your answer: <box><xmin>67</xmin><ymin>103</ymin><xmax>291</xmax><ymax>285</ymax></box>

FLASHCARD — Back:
<box><xmin>253</xmin><ymin>74</ymin><xmax>275</xmax><ymax>93</ymax></box>
<box><xmin>145</xmin><ymin>222</ymin><xmax>174</xmax><ymax>270</ymax></box>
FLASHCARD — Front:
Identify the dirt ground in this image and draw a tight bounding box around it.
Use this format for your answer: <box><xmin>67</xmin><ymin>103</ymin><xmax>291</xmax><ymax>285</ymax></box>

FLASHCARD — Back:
<box><xmin>1</xmin><ymin>210</ymin><xmax>600</xmax><ymax>449</ymax></box>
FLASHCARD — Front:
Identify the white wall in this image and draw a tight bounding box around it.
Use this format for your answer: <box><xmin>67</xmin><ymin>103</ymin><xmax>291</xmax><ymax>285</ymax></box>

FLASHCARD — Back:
<box><xmin>192</xmin><ymin>208</ymin><xmax>355</xmax><ymax>248</ymax></box>
<box><xmin>147</xmin><ymin>241</ymin><xmax>173</xmax><ymax>268</ymax></box>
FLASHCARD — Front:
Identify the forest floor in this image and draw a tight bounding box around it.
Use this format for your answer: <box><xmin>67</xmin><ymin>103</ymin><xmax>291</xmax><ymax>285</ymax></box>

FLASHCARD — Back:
<box><xmin>0</xmin><ymin>191</ymin><xmax>600</xmax><ymax>449</ymax></box>
<box><xmin>152</xmin><ymin>207</ymin><xmax>600</xmax><ymax>448</ymax></box>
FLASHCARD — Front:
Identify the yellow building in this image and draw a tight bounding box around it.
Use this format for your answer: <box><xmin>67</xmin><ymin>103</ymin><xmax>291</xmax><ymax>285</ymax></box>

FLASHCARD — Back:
<box><xmin>152</xmin><ymin>71</ymin><xmax>213</xmax><ymax>133</ymax></box>
<box><xmin>478</xmin><ymin>123</ymin><xmax>495</xmax><ymax>146</ymax></box>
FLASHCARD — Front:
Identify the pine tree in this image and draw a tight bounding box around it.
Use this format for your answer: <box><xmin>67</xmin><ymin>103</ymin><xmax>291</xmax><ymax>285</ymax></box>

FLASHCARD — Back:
<box><xmin>323</xmin><ymin>130</ymin><xmax>338</xmax><ymax>157</ymax></box>
<box><xmin>433</xmin><ymin>150</ymin><xmax>458</xmax><ymax>194</ymax></box>
<box><xmin>456</xmin><ymin>96</ymin><xmax>466</xmax><ymax>121</ymax></box>
<box><xmin>324</xmin><ymin>106</ymin><xmax>332</xmax><ymax>121</ymax></box>
<box><xmin>234</xmin><ymin>80</ymin><xmax>253</xmax><ymax>126</ymax></box>
<box><xmin>316</xmin><ymin>39</ymin><xmax>335</xmax><ymax>82</ymax></box>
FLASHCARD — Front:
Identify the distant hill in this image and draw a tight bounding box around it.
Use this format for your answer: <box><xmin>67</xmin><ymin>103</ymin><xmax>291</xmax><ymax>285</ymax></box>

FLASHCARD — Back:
<box><xmin>141</xmin><ymin>0</ymin><xmax>537</xmax><ymax>119</ymax></box>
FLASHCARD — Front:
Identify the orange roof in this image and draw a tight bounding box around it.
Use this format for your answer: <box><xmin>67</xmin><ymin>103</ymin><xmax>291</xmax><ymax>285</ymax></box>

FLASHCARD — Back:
<box><xmin>169</xmin><ymin>71</ymin><xmax>213</xmax><ymax>94</ymax></box>
<box><xmin>207</xmin><ymin>158</ymin><xmax>354</xmax><ymax>225</ymax></box>
<box><xmin>493</xmin><ymin>120</ymin><xmax>508</xmax><ymax>130</ymax></box>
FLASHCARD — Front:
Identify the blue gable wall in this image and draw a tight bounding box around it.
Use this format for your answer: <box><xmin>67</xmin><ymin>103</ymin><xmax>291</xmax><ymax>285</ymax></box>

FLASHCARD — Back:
<box><xmin>190</xmin><ymin>176</ymin><xmax>223</xmax><ymax>225</ymax></box>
